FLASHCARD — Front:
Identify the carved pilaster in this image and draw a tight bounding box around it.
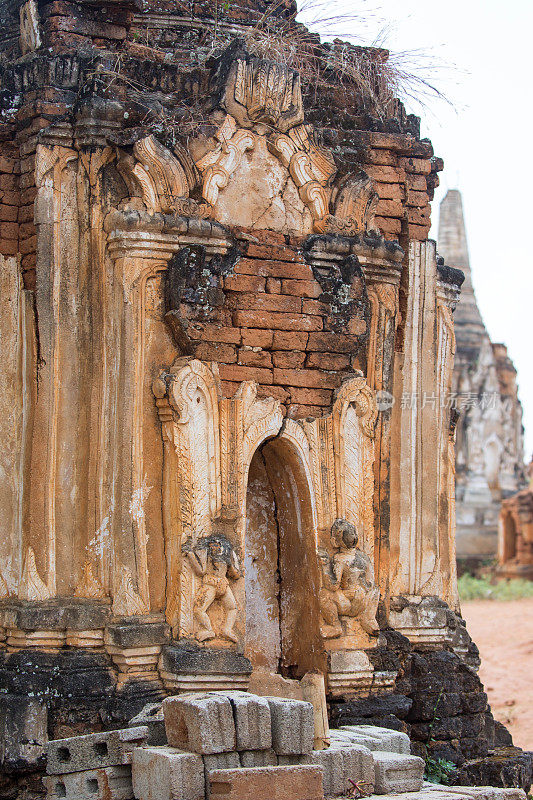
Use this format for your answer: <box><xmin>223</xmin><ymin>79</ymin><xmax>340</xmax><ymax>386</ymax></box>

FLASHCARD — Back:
<box><xmin>389</xmin><ymin>241</ymin><xmax>461</xmax><ymax>613</ymax></box>
<box><xmin>105</xmin><ymin>217</ymin><xmax>232</xmax><ymax>619</ymax></box>
<box><xmin>359</xmin><ymin>258</ymin><xmax>402</xmax><ymax>596</ymax></box>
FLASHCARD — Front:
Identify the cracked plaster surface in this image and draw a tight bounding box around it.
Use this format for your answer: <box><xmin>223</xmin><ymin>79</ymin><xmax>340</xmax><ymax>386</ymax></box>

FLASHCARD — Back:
<box><xmin>213</xmin><ymin>136</ymin><xmax>314</xmax><ymax>234</ymax></box>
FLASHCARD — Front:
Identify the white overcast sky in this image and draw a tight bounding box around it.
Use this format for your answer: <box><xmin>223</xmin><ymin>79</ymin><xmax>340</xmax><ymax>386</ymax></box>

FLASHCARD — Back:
<box><xmin>298</xmin><ymin>0</ymin><xmax>533</xmax><ymax>458</ymax></box>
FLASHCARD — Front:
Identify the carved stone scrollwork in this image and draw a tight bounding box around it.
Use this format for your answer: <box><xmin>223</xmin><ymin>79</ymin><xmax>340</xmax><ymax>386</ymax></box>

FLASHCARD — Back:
<box><xmin>118</xmin><ymin>135</ymin><xmax>211</xmax><ymax>218</ymax></box>
<box><xmin>18</xmin><ymin>547</ymin><xmax>51</xmax><ymax>602</ymax></box>
<box><xmin>113</xmin><ymin>565</ymin><xmax>148</xmax><ymax>617</ymax></box>
<box><xmin>316</xmin><ymin>172</ymin><xmax>380</xmax><ymax>236</ymax></box>
<box><xmin>75</xmin><ymin>560</ymin><xmax>106</xmax><ymax>600</ymax></box>
<box><xmin>334</xmin><ymin>378</ymin><xmax>377</xmax><ymax>515</ymax></box>
<box><xmin>0</xmin><ymin>571</ymin><xmax>9</xmax><ymax>599</ymax></box>
<box><xmin>240</xmin><ymin>381</ymin><xmax>284</xmax><ymax>468</ymax></box>
<box><xmin>195</xmin><ymin>127</ymin><xmax>256</xmax><ymax>207</ymax></box>
<box><xmin>269</xmin><ymin>124</ymin><xmax>336</xmax><ymax>224</ymax></box>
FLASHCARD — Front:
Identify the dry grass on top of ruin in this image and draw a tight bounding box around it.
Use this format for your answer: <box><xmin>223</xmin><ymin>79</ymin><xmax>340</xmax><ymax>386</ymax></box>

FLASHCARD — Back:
<box><xmin>99</xmin><ymin>0</ymin><xmax>454</xmax><ymax>140</ymax></box>
<box><xmin>244</xmin><ymin>0</ymin><xmax>454</xmax><ymax>117</ymax></box>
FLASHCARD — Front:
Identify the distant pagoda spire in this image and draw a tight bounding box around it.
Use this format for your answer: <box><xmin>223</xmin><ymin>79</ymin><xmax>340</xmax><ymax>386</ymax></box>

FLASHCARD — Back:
<box><xmin>438</xmin><ymin>189</ymin><xmax>486</xmax><ymax>352</ymax></box>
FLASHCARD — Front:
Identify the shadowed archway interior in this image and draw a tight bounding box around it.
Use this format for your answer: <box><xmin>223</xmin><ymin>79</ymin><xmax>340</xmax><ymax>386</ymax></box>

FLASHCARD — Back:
<box><xmin>244</xmin><ymin>436</ymin><xmax>325</xmax><ymax>679</ymax></box>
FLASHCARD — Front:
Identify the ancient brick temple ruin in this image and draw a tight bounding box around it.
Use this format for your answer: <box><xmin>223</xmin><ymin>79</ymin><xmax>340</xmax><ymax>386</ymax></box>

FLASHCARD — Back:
<box><xmin>498</xmin><ymin>460</ymin><xmax>533</xmax><ymax>579</ymax></box>
<box><xmin>0</xmin><ymin>0</ymin><xmax>532</xmax><ymax>798</ymax></box>
<box><xmin>438</xmin><ymin>191</ymin><xmax>526</xmax><ymax>566</ymax></box>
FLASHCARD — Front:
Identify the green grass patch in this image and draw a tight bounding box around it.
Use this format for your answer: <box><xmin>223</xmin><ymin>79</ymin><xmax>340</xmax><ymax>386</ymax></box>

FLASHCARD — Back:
<box><xmin>458</xmin><ymin>573</ymin><xmax>533</xmax><ymax>601</ymax></box>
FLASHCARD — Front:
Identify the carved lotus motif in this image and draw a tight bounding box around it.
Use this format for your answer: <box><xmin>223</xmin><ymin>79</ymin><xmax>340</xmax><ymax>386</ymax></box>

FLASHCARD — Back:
<box><xmin>224</xmin><ymin>56</ymin><xmax>305</xmax><ymax>133</ymax></box>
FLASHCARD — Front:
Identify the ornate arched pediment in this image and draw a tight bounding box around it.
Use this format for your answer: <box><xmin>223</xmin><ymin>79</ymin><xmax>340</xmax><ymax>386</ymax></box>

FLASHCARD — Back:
<box><xmin>113</xmin><ymin>45</ymin><xmax>381</xmax><ymax>237</ymax></box>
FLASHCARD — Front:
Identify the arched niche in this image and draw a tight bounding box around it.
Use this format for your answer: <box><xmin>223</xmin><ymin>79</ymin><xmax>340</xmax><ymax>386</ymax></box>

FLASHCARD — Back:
<box><xmin>244</xmin><ymin>428</ymin><xmax>324</xmax><ymax>679</ymax></box>
<box><xmin>499</xmin><ymin>509</ymin><xmax>517</xmax><ymax>565</ymax></box>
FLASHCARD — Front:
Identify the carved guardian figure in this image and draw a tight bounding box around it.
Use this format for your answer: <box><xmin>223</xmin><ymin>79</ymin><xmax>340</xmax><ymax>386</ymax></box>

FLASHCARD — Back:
<box><xmin>319</xmin><ymin>519</ymin><xmax>380</xmax><ymax>638</ymax></box>
<box><xmin>185</xmin><ymin>535</ymin><xmax>241</xmax><ymax>643</ymax></box>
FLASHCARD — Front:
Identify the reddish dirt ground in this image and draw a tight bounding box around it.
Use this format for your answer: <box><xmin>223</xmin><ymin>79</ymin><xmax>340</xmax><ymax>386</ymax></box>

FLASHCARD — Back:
<box><xmin>462</xmin><ymin>598</ymin><xmax>533</xmax><ymax>752</ymax></box>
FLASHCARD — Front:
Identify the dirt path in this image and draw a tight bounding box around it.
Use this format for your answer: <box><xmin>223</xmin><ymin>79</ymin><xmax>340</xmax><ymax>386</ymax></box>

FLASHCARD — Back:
<box><xmin>462</xmin><ymin>598</ymin><xmax>533</xmax><ymax>752</ymax></box>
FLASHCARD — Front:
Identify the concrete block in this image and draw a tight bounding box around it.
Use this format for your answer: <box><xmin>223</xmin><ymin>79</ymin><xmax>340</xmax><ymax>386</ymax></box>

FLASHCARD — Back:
<box><xmin>46</xmin><ymin>727</ymin><xmax>149</xmax><ymax>775</ymax></box>
<box><xmin>372</xmin><ymin>751</ymin><xmax>424</xmax><ymax>794</ymax></box>
<box><xmin>203</xmin><ymin>751</ymin><xmax>241</xmax><ymax>786</ymax></box>
<box><xmin>131</xmin><ymin>746</ymin><xmax>204</xmax><ymax>800</ymax></box>
<box><xmin>264</xmin><ymin>697</ymin><xmax>314</xmax><ymax>755</ymax></box>
<box><xmin>339</xmin><ymin>725</ymin><xmax>411</xmax><ymax>754</ymax></box>
<box><xmin>44</xmin><ymin>765</ymin><xmax>133</xmax><ymax>800</ymax></box>
<box><xmin>163</xmin><ymin>694</ymin><xmax>236</xmax><ymax>755</ymax></box>
<box><xmin>208</xmin><ymin>765</ymin><xmax>324</xmax><ymax>800</ymax></box>
<box><xmin>303</xmin><ymin>743</ymin><xmax>375</xmax><ymax>797</ymax></box>
<box><xmin>364</xmin><ymin>790</ymin><xmax>527</xmax><ymax>800</ymax></box>
<box><xmin>239</xmin><ymin>749</ymin><xmax>277</xmax><ymax>768</ymax></box>
<box><xmin>129</xmin><ymin>703</ymin><xmax>166</xmax><ymax>746</ymax></box>
<box><xmin>277</xmin><ymin>754</ymin><xmax>305</xmax><ymax>766</ymax></box>
<box><xmin>215</xmin><ymin>692</ymin><xmax>271</xmax><ymax>751</ymax></box>
<box><xmin>423</xmin><ymin>786</ymin><xmax>527</xmax><ymax>800</ymax></box>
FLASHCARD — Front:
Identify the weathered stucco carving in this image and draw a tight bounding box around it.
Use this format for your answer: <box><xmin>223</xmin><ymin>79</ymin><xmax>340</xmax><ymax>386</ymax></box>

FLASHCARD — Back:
<box><xmin>223</xmin><ymin>53</ymin><xmax>305</xmax><ymax>133</ymax></box>
<box><xmin>153</xmin><ymin>360</ymin><xmax>378</xmax><ymax>658</ymax></box>
<box><xmin>75</xmin><ymin>560</ymin><xmax>106</xmax><ymax>600</ymax></box>
<box><xmin>319</xmin><ymin>519</ymin><xmax>380</xmax><ymax>640</ymax></box>
<box><xmin>185</xmin><ymin>535</ymin><xmax>242</xmax><ymax>643</ymax></box>
<box><xmin>113</xmin><ymin>565</ymin><xmax>149</xmax><ymax>617</ymax></box>
<box><xmin>18</xmin><ymin>547</ymin><xmax>51</xmax><ymax>602</ymax></box>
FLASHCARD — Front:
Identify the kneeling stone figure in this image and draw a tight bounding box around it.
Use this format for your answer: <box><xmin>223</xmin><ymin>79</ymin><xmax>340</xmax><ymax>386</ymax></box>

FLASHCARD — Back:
<box><xmin>319</xmin><ymin>519</ymin><xmax>380</xmax><ymax>638</ymax></box>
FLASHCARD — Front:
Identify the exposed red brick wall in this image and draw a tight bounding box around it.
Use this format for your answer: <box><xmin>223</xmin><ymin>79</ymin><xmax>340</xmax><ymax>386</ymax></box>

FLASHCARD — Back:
<box><xmin>0</xmin><ymin>143</ymin><xmax>20</xmax><ymax>260</ymax></box>
<box><xmin>178</xmin><ymin>230</ymin><xmax>369</xmax><ymax>419</ymax></box>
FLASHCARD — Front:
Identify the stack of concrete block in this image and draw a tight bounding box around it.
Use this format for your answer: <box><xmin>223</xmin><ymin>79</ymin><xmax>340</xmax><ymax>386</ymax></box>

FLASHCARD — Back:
<box><xmin>44</xmin><ymin>727</ymin><xmax>149</xmax><ymax>800</ymax></box>
<box><xmin>130</xmin><ymin>691</ymin><xmax>381</xmax><ymax>800</ymax></box>
<box><xmin>329</xmin><ymin>725</ymin><xmax>424</xmax><ymax>794</ymax></box>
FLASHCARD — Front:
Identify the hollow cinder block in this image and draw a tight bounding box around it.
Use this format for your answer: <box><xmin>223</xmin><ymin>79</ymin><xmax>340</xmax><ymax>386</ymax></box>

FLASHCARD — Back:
<box><xmin>264</xmin><ymin>697</ymin><xmax>314</xmax><ymax>756</ymax></box>
<box><xmin>131</xmin><ymin>746</ymin><xmax>204</xmax><ymax>800</ymax></box>
<box><xmin>46</xmin><ymin>728</ymin><xmax>149</xmax><ymax>775</ymax></box>
<box><xmin>44</xmin><ymin>765</ymin><xmax>133</xmax><ymax>800</ymax></box>
<box><xmin>203</xmin><ymin>751</ymin><xmax>241</xmax><ymax>796</ymax></box>
<box><xmin>302</xmin><ymin>743</ymin><xmax>375</xmax><ymax>797</ymax></box>
<box><xmin>163</xmin><ymin>694</ymin><xmax>236</xmax><ymax>755</ymax></box>
<box><xmin>128</xmin><ymin>703</ymin><xmax>166</xmax><ymax>746</ymax></box>
<box><xmin>372</xmin><ymin>751</ymin><xmax>424</xmax><ymax>794</ymax></box>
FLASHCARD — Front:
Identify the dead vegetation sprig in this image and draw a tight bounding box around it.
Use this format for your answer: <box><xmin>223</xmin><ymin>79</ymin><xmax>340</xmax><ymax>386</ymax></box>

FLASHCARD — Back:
<box><xmin>85</xmin><ymin>0</ymin><xmax>454</xmax><ymax>140</ymax></box>
<box><xmin>207</xmin><ymin>0</ymin><xmax>455</xmax><ymax>118</ymax></box>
